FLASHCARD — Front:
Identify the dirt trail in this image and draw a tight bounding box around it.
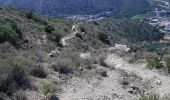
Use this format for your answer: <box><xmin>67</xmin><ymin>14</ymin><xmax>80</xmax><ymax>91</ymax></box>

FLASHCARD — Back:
<box><xmin>60</xmin><ymin>24</ymin><xmax>78</xmax><ymax>46</ymax></box>
<box><xmin>105</xmin><ymin>54</ymin><xmax>170</xmax><ymax>98</ymax></box>
<box><xmin>58</xmin><ymin>49</ymin><xmax>170</xmax><ymax>100</ymax></box>
<box><xmin>59</xmin><ymin>68</ymin><xmax>139</xmax><ymax>100</ymax></box>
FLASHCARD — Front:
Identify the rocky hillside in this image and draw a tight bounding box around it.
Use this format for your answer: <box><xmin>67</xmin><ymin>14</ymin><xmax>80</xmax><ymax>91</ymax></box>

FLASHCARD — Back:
<box><xmin>0</xmin><ymin>0</ymin><xmax>150</xmax><ymax>17</ymax></box>
<box><xmin>0</xmin><ymin>8</ymin><xmax>167</xmax><ymax>100</ymax></box>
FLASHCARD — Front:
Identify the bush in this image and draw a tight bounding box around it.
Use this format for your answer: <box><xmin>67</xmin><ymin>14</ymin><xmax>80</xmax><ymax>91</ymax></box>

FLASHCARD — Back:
<box><xmin>0</xmin><ymin>23</ymin><xmax>19</xmax><ymax>44</ymax></box>
<box><xmin>0</xmin><ymin>56</ymin><xmax>31</xmax><ymax>95</ymax></box>
<box><xmin>42</xmin><ymin>83</ymin><xmax>55</xmax><ymax>95</ymax></box>
<box><xmin>52</xmin><ymin>60</ymin><xmax>73</xmax><ymax>74</ymax></box>
<box><xmin>48</xmin><ymin>32</ymin><xmax>63</xmax><ymax>43</ymax></box>
<box><xmin>30</xmin><ymin>65</ymin><xmax>47</xmax><ymax>78</ymax></box>
<box><xmin>12</xmin><ymin>56</ymin><xmax>31</xmax><ymax>89</ymax></box>
<box><xmin>98</xmin><ymin>55</ymin><xmax>108</xmax><ymax>67</ymax></box>
<box><xmin>147</xmin><ymin>58</ymin><xmax>164</xmax><ymax>69</ymax></box>
<box><xmin>97</xmin><ymin>32</ymin><xmax>111</xmax><ymax>45</ymax></box>
<box><xmin>45</xmin><ymin>25</ymin><xmax>55</xmax><ymax>34</ymax></box>
<box><xmin>26</xmin><ymin>12</ymin><xmax>46</xmax><ymax>24</ymax></box>
<box><xmin>0</xmin><ymin>80</ymin><xmax>14</xmax><ymax>95</ymax></box>
<box><xmin>139</xmin><ymin>93</ymin><xmax>159</xmax><ymax>100</ymax></box>
<box><xmin>15</xmin><ymin>90</ymin><xmax>27</xmax><ymax>100</ymax></box>
<box><xmin>101</xmin><ymin>71</ymin><xmax>108</xmax><ymax>77</ymax></box>
<box><xmin>164</xmin><ymin>55</ymin><xmax>170</xmax><ymax>73</ymax></box>
<box><xmin>52</xmin><ymin>50</ymin><xmax>81</xmax><ymax>74</ymax></box>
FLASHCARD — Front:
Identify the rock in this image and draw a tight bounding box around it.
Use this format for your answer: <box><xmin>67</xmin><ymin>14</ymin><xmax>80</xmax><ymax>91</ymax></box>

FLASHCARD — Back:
<box><xmin>48</xmin><ymin>94</ymin><xmax>60</xmax><ymax>100</ymax></box>
<box><xmin>155</xmin><ymin>79</ymin><xmax>162</xmax><ymax>85</ymax></box>
<box><xmin>109</xmin><ymin>44</ymin><xmax>130</xmax><ymax>53</ymax></box>
<box><xmin>80</xmin><ymin>52</ymin><xmax>91</xmax><ymax>60</ymax></box>
<box><xmin>48</xmin><ymin>50</ymin><xmax>58</xmax><ymax>57</ymax></box>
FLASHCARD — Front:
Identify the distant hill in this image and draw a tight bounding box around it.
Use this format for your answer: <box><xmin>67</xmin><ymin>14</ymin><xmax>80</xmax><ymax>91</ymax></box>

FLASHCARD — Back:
<box><xmin>0</xmin><ymin>0</ymin><xmax>150</xmax><ymax>17</ymax></box>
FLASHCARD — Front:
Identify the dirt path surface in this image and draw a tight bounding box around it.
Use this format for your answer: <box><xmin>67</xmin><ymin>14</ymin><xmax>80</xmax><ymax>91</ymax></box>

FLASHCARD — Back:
<box><xmin>105</xmin><ymin>54</ymin><xmax>170</xmax><ymax>99</ymax></box>
<box><xmin>60</xmin><ymin>24</ymin><xmax>78</xmax><ymax>46</ymax></box>
<box><xmin>58</xmin><ymin>49</ymin><xmax>170</xmax><ymax>100</ymax></box>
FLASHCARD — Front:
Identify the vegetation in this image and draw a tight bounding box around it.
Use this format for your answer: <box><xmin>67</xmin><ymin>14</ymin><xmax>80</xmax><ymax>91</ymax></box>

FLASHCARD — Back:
<box><xmin>101</xmin><ymin>71</ymin><xmax>108</xmax><ymax>77</ymax></box>
<box><xmin>42</xmin><ymin>83</ymin><xmax>56</xmax><ymax>95</ymax></box>
<box><xmin>0</xmin><ymin>55</ymin><xmax>30</xmax><ymax>95</ymax></box>
<box><xmin>30</xmin><ymin>64</ymin><xmax>47</xmax><ymax>78</ymax></box>
<box><xmin>48</xmin><ymin>32</ymin><xmax>63</xmax><ymax>43</ymax></box>
<box><xmin>45</xmin><ymin>25</ymin><xmax>55</xmax><ymax>34</ymax></box>
<box><xmin>0</xmin><ymin>23</ymin><xmax>19</xmax><ymax>44</ymax></box>
<box><xmin>0</xmin><ymin>0</ymin><xmax>151</xmax><ymax>17</ymax></box>
<box><xmin>139</xmin><ymin>93</ymin><xmax>159</xmax><ymax>100</ymax></box>
<box><xmin>147</xmin><ymin>58</ymin><xmax>164</xmax><ymax>69</ymax></box>
<box><xmin>0</xmin><ymin>7</ymin><xmax>168</xmax><ymax>100</ymax></box>
<box><xmin>164</xmin><ymin>55</ymin><xmax>170</xmax><ymax>73</ymax></box>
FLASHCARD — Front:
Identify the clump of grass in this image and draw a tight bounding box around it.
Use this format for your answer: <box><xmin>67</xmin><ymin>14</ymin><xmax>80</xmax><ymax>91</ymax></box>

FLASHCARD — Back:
<box><xmin>139</xmin><ymin>93</ymin><xmax>159</xmax><ymax>100</ymax></box>
<box><xmin>15</xmin><ymin>90</ymin><xmax>27</xmax><ymax>100</ymax></box>
<box><xmin>12</xmin><ymin>56</ymin><xmax>31</xmax><ymax>89</ymax></box>
<box><xmin>42</xmin><ymin>83</ymin><xmax>56</xmax><ymax>95</ymax></box>
<box><xmin>30</xmin><ymin>64</ymin><xmax>47</xmax><ymax>78</ymax></box>
<box><xmin>52</xmin><ymin>60</ymin><xmax>73</xmax><ymax>74</ymax></box>
<box><xmin>147</xmin><ymin>58</ymin><xmax>164</xmax><ymax>69</ymax></box>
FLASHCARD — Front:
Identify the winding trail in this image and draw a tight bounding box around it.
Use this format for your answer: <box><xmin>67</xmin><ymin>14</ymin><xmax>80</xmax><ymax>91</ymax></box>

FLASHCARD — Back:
<box><xmin>60</xmin><ymin>24</ymin><xmax>78</xmax><ymax>46</ymax></box>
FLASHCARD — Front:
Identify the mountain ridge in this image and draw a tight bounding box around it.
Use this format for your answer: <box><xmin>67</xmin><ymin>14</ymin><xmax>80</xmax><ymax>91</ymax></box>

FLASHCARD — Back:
<box><xmin>0</xmin><ymin>0</ymin><xmax>150</xmax><ymax>17</ymax></box>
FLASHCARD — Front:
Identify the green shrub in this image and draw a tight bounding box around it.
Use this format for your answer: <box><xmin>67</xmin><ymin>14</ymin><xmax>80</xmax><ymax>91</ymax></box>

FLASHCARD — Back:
<box><xmin>97</xmin><ymin>32</ymin><xmax>111</xmax><ymax>45</ymax></box>
<box><xmin>12</xmin><ymin>56</ymin><xmax>30</xmax><ymax>89</ymax></box>
<box><xmin>147</xmin><ymin>58</ymin><xmax>164</xmax><ymax>69</ymax></box>
<box><xmin>0</xmin><ymin>23</ymin><xmax>19</xmax><ymax>43</ymax></box>
<box><xmin>45</xmin><ymin>25</ymin><xmax>55</xmax><ymax>34</ymax></box>
<box><xmin>164</xmin><ymin>55</ymin><xmax>170</xmax><ymax>73</ymax></box>
<box><xmin>0</xmin><ymin>56</ymin><xmax>30</xmax><ymax>95</ymax></box>
<box><xmin>0</xmin><ymin>80</ymin><xmax>14</xmax><ymax>95</ymax></box>
<box><xmin>26</xmin><ymin>12</ymin><xmax>46</xmax><ymax>24</ymax></box>
<box><xmin>48</xmin><ymin>32</ymin><xmax>63</xmax><ymax>43</ymax></box>
<box><xmin>42</xmin><ymin>83</ymin><xmax>55</xmax><ymax>95</ymax></box>
<box><xmin>139</xmin><ymin>93</ymin><xmax>159</xmax><ymax>100</ymax></box>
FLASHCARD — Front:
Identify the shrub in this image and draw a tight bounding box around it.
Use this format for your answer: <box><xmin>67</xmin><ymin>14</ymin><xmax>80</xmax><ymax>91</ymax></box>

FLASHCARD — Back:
<box><xmin>0</xmin><ymin>23</ymin><xmax>19</xmax><ymax>44</ymax></box>
<box><xmin>98</xmin><ymin>55</ymin><xmax>108</xmax><ymax>67</ymax></box>
<box><xmin>30</xmin><ymin>65</ymin><xmax>47</xmax><ymax>78</ymax></box>
<box><xmin>147</xmin><ymin>58</ymin><xmax>164</xmax><ymax>69</ymax></box>
<box><xmin>26</xmin><ymin>12</ymin><xmax>46</xmax><ymax>24</ymax></box>
<box><xmin>45</xmin><ymin>25</ymin><xmax>55</xmax><ymax>34</ymax></box>
<box><xmin>12</xmin><ymin>56</ymin><xmax>30</xmax><ymax>89</ymax></box>
<box><xmin>42</xmin><ymin>83</ymin><xmax>55</xmax><ymax>95</ymax></box>
<box><xmin>97</xmin><ymin>32</ymin><xmax>111</xmax><ymax>45</ymax></box>
<box><xmin>52</xmin><ymin>60</ymin><xmax>73</xmax><ymax>74</ymax></box>
<box><xmin>101</xmin><ymin>71</ymin><xmax>108</xmax><ymax>77</ymax></box>
<box><xmin>0</xmin><ymin>80</ymin><xmax>14</xmax><ymax>95</ymax></box>
<box><xmin>15</xmin><ymin>90</ymin><xmax>27</xmax><ymax>100</ymax></box>
<box><xmin>164</xmin><ymin>55</ymin><xmax>170</xmax><ymax>73</ymax></box>
<box><xmin>48</xmin><ymin>32</ymin><xmax>63</xmax><ymax>43</ymax></box>
<box><xmin>139</xmin><ymin>93</ymin><xmax>159</xmax><ymax>100</ymax></box>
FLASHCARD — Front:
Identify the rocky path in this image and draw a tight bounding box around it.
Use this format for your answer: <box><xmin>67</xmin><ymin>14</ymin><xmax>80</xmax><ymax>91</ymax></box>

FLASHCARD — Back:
<box><xmin>105</xmin><ymin>54</ymin><xmax>170</xmax><ymax>99</ymax></box>
<box><xmin>60</xmin><ymin>24</ymin><xmax>78</xmax><ymax>46</ymax></box>
<box><xmin>58</xmin><ymin>47</ymin><xmax>170</xmax><ymax>100</ymax></box>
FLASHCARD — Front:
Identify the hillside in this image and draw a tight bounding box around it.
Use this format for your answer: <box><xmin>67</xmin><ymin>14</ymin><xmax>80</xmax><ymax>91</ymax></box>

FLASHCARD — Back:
<box><xmin>0</xmin><ymin>0</ymin><xmax>150</xmax><ymax>17</ymax></box>
<box><xmin>0</xmin><ymin>8</ymin><xmax>168</xmax><ymax>100</ymax></box>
